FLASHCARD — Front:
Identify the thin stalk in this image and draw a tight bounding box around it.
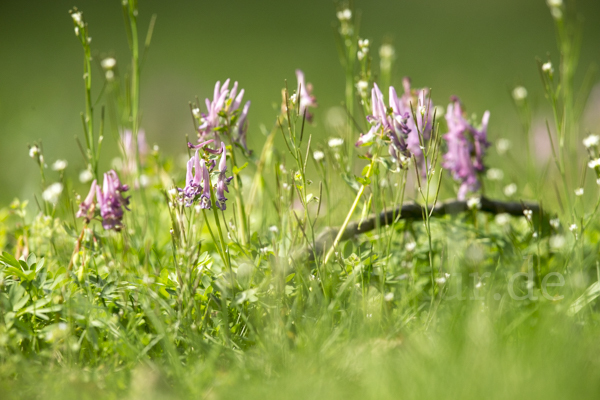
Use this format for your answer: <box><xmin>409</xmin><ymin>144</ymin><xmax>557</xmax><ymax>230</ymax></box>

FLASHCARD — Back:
<box><xmin>226</xmin><ymin>135</ymin><xmax>249</xmax><ymax>246</ymax></box>
<box><xmin>324</xmin><ymin>147</ymin><xmax>378</xmax><ymax>264</ymax></box>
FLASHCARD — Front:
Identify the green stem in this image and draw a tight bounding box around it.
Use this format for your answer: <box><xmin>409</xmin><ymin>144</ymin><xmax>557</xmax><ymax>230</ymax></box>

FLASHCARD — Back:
<box><xmin>324</xmin><ymin>149</ymin><xmax>378</xmax><ymax>264</ymax></box>
<box><xmin>226</xmin><ymin>135</ymin><xmax>249</xmax><ymax>246</ymax></box>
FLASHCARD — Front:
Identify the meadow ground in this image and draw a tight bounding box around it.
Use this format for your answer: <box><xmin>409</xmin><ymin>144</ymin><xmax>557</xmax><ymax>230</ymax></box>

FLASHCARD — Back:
<box><xmin>2</xmin><ymin>1</ymin><xmax>600</xmax><ymax>399</ymax></box>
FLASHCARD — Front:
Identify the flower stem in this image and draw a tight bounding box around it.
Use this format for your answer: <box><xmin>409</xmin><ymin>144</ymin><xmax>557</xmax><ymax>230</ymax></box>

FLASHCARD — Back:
<box><xmin>324</xmin><ymin>150</ymin><xmax>378</xmax><ymax>264</ymax></box>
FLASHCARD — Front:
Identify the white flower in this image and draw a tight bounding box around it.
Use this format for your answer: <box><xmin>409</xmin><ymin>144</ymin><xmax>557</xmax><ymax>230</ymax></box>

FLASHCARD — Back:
<box><xmin>105</xmin><ymin>70</ymin><xmax>114</xmax><ymax>81</ymax></box>
<box><xmin>547</xmin><ymin>0</ymin><xmax>563</xmax><ymax>6</ymax></box>
<box><xmin>356</xmin><ymin>80</ymin><xmax>369</xmax><ymax>94</ymax></box>
<box><xmin>71</xmin><ymin>11</ymin><xmax>83</xmax><ymax>26</ymax></box>
<box><xmin>336</xmin><ymin>9</ymin><xmax>352</xmax><ymax>21</ymax></box>
<box><xmin>289</xmin><ymin>93</ymin><xmax>297</xmax><ymax>105</ymax></box>
<box><xmin>550</xmin><ymin>218</ymin><xmax>560</xmax><ymax>229</ymax></box>
<box><xmin>588</xmin><ymin>158</ymin><xmax>600</xmax><ymax>168</ymax></box>
<box><xmin>504</xmin><ymin>183</ymin><xmax>517</xmax><ymax>197</ymax></box>
<box><xmin>42</xmin><ymin>183</ymin><xmax>64</xmax><ymax>205</ymax></box>
<box><xmin>496</xmin><ymin>138</ymin><xmax>511</xmax><ymax>155</ymax></box>
<box><xmin>542</xmin><ymin>62</ymin><xmax>553</xmax><ymax>74</ymax></box>
<box><xmin>379</xmin><ymin>44</ymin><xmax>395</xmax><ymax>59</ymax></box>
<box><xmin>550</xmin><ymin>235</ymin><xmax>566</xmax><ymax>250</ymax></box>
<box><xmin>328</xmin><ymin>138</ymin><xmax>344</xmax><ymax>148</ymax></box>
<box><xmin>523</xmin><ymin>209</ymin><xmax>533</xmax><ymax>221</ymax></box>
<box><xmin>575</xmin><ymin>188</ymin><xmax>584</xmax><ymax>196</ymax></box>
<box><xmin>569</xmin><ymin>224</ymin><xmax>578</xmax><ymax>232</ymax></box>
<box><xmin>269</xmin><ymin>225</ymin><xmax>279</xmax><ymax>233</ymax></box>
<box><xmin>495</xmin><ymin>213</ymin><xmax>511</xmax><ymax>226</ymax></box>
<box><xmin>550</xmin><ymin>7</ymin><xmax>563</xmax><ymax>20</ymax></box>
<box><xmin>139</xmin><ymin>174</ymin><xmax>150</xmax><ymax>187</ymax></box>
<box><xmin>486</xmin><ymin>168</ymin><xmax>504</xmax><ymax>181</ymax></box>
<box><xmin>79</xmin><ymin>169</ymin><xmax>93</xmax><ymax>183</ymax></box>
<box><xmin>101</xmin><ymin>57</ymin><xmax>116</xmax><ymax>70</ymax></box>
<box><xmin>313</xmin><ymin>151</ymin><xmax>325</xmax><ymax>161</ymax></box>
<box><xmin>467</xmin><ymin>197</ymin><xmax>481</xmax><ymax>210</ymax></box>
<box><xmin>357</xmin><ymin>50</ymin><xmax>366</xmax><ymax>61</ymax></box>
<box><xmin>358</xmin><ymin>39</ymin><xmax>369</xmax><ymax>48</ymax></box>
<box><xmin>52</xmin><ymin>159</ymin><xmax>68</xmax><ymax>171</ymax></box>
<box><xmin>29</xmin><ymin>146</ymin><xmax>40</xmax><ymax>159</ymax></box>
<box><xmin>384</xmin><ymin>292</ymin><xmax>394</xmax><ymax>302</ymax></box>
<box><xmin>583</xmin><ymin>134</ymin><xmax>600</xmax><ymax>148</ymax></box>
<box><xmin>512</xmin><ymin>86</ymin><xmax>528</xmax><ymax>101</ymax></box>
<box><xmin>192</xmin><ymin>107</ymin><xmax>201</xmax><ymax>118</ymax></box>
<box><xmin>405</xmin><ymin>241</ymin><xmax>416</xmax><ymax>252</ymax></box>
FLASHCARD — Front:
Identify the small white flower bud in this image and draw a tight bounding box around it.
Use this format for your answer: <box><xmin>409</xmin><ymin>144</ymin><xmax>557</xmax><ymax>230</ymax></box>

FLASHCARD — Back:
<box><xmin>52</xmin><ymin>159</ymin><xmax>68</xmax><ymax>171</ymax></box>
<box><xmin>512</xmin><ymin>86</ymin><xmax>528</xmax><ymax>101</ymax></box>
<box><xmin>101</xmin><ymin>57</ymin><xmax>116</xmax><ymax>70</ymax></box>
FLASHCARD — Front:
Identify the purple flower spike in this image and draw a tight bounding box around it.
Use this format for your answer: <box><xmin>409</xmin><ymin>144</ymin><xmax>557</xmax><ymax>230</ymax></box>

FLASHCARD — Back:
<box><xmin>183</xmin><ymin>150</ymin><xmax>203</xmax><ymax>206</ymax></box>
<box><xmin>199</xmin><ymin>159</ymin><xmax>212</xmax><ymax>209</ymax></box>
<box><xmin>76</xmin><ymin>179</ymin><xmax>97</xmax><ymax>220</ymax></box>
<box><xmin>442</xmin><ymin>97</ymin><xmax>491</xmax><ymax>200</ymax></box>
<box><xmin>236</xmin><ymin>101</ymin><xmax>251</xmax><ymax>152</ymax></box>
<box><xmin>356</xmin><ymin>83</ymin><xmax>415</xmax><ymax>163</ymax></box>
<box><xmin>75</xmin><ymin>171</ymin><xmax>129</xmax><ymax>230</ymax></box>
<box><xmin>215</xmin><ymin>142</ymin><xmax>233</xmax><ymax>210</ymax></box>
<box><xmin>194</xmin><ymin>80</ymin><xmax>251</xmax><ymax>153</ymax></box>
<box><xmin>295</xmin><ymin>70</ymin><xmax>317</xmax><ymax>122</ymax></box>
<box><xmin>96</xmin><ymin>170</ymin><xmax>130</xmax><ymax>231</ymax></box>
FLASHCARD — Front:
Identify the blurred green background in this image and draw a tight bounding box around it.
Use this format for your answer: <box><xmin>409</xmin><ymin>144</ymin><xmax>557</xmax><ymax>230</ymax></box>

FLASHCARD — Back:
<box><xmin>0</xmin><ymin>0</ymin><xmax>599</xmax><ymax>205</ymax></box>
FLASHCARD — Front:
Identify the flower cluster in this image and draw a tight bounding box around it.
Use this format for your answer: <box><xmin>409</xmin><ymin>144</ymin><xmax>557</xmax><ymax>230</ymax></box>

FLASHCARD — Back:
<box><xmin>442</xmin><ymin>96</ymin><xmax>490</xmax><ymax>200</ymax></box>
<box><xmin>76</xmin><ymin>170</ymin><xmax>130</xmax><ymax>231</ymax></box>
<box><xmin>355</xmin><ymin>80</ymin><xmax>432</xmax><ymax>168</ymax></box>
<box><xmin>192</xmin><ymin>79</ymin><xmax>251</xmax><ymax>153</ymax></box>
<box><xmin>181</xmin><ymin>142</ymin><xmax>233</xmax><ymax>210</ymax></box>
<box><xmin>584</xmin><ymin>134</ymin><xmax>600</xmax><ymax>184</ymax></box>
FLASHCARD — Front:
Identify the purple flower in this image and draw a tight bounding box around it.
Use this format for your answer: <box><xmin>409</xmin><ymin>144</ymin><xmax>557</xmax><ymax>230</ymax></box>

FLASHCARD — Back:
<box><xmin>199</xmin><ymin>159</ymin><xmax>211</xmax><ymax>209</ymax></box>
<box><xmin>396</xmin><ymin>77</ymin><xmax>434</xmax><ymax>169</ymax></box>
<box><xmin>75</xmin><ymin>171</ymin><xmax>130</xmax><ymax>230</ymax></box>
<box><xmin>181</xmin><ymin>150</ymin><xmax>213</xmax><ymax>209</ymax></box>
<box><xmin>76</xmin><ymin>179</ymin><xmax>97</xmax><ymax>220</ymax></box>
<box><xmin>95</xmin><ymin>170</ymin><xmax>130</xmax><ymax>231</ymax></box>
<box><xmin>442</xmin><ymin>97</ymin><xmax>491</xmax><ymax>200</ymax></box>
<box><xmin>356</xmin><ymin>83</ymin><xmax>411</xmax><ymax>163</ymax></box>
<box><xmin>194</xmin><ymin>80</ymin><xmax>249</xmax><ymax>153</ymax></box>
<box><xmin>295</xmin><ymin>70</ymin><xmax>317</xmax><ymax>122</ymax></box>
<box><xmin>215</xmin><ymin>142</ymin><xmax>233</xmax><ymax>210</ymax></box>
<box><xmin>236</xmin><ymin>101</ymin><xmax>251</xmax><ymax>153</ymax></box>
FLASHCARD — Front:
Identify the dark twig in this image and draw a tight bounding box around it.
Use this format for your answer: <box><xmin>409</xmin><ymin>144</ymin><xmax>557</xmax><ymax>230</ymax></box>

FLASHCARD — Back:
<box><xmin>301</xmin><ymin>196</ymin><xmax>541</xmax><ymax>259</ymax></box>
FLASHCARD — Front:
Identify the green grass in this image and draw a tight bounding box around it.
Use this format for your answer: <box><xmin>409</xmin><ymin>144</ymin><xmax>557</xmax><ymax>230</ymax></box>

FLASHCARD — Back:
<box><xmin>2</xmin><ymin>1</ymin><xmax>600</xmax><ymax>399</ymax></box>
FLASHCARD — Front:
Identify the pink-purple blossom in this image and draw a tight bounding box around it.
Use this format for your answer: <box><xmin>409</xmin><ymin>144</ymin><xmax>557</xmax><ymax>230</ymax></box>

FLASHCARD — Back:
<box><xmin>194</xmin><ymin>79</ymin><xmax>250</xmax><ymax>152</ymax></box>
<box><xmin>180</xmin><ymin>142</ymin><xmax>232</xmax><ymax>210</ymax></box>
<box><xmin>355</xmin><ymin>83</ymin><xmax>411</xmax><ymax>163</ymax></box>
<box><xmin>442</xmin><ymin>96</ymin><xmax>490</xmax><ymax>200</ymax></box>
<box><xmin>215</xmin><ymin>142</ymin><xmax>233</xmax><ymax>210</ymax></box>
<box><xmin>76</xmin><ymin>170</ymin><xmax>130</xmax><ymax>230</ymax></box>
<box><xmin>295</xmin><ymin>70</ymin><xmax>317</xmax><ymax>122</ymax></box>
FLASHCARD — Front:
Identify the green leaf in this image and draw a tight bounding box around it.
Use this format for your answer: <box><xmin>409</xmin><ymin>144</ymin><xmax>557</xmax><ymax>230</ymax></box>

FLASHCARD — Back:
<box><xmin>0</xmin><ymin>252</ymin><xmax>20</xmax><ymax>268</ymax></box>
<box><xmin>232</xmin><ymin>162</ymin><xmax>248</xmax><ymax>175</ymax></box>
<box><xmin>341</xmin><ymin>173</ymin><xmax>361</xmax><ymax>192</ymax></box>
<box><xmin>9</xmin><ymin>284</ymin><xmax>29</xmax><ymax>312</ymax></box>
<box><xmin>568</xmin><ymin>281</ymin><xmax>600</xmax><ymax>316</ymax></box>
